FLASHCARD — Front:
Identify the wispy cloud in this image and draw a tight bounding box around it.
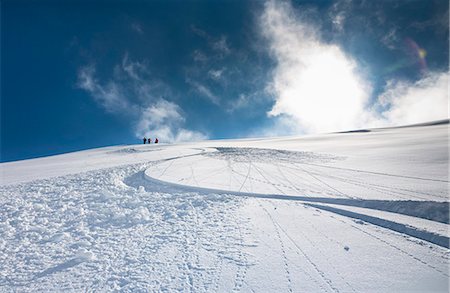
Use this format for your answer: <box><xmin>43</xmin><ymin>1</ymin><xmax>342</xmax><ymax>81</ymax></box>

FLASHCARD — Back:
<box><xmin>191</xmin><ymin>25</ymin><xmax>231</xmax><ymax>58</ymax></box>
<box><xmin>211</xmin><ymin>35</ymin><xmax>230</xmax><ymax>56</ymax></box>
<box><xmin>188</xmin><ymin>23</ymin><xmax>272</xmax><ymax>113</ymax></box>
<box><xmin>410</xmin><ymin>9</ymin><xmax>449</xmax><ymax>34</ymax></box>
<box><xmin>376</xmin><ymin>72</ymin><xmax>449</xmax><ymax>126</ymax></box>
<box><xmin>186</xmin><ymin>78</ymin><xmax>220</xmax><ymax>105</ymax></box>
<box><xmin>188</xmin><ymin>26</ymin><xmax>262</xmax><ymax>108</ymax></box>
<box><xmin>208</xmin><ymin>68</ymin><xmax>224</xmax><ymax>81</ymax></box>
<box><xmin>192</xmin><ymin>50</ymin><xmax>208</xmax><ymax>63</ymax></box>
<box><xmin>77</xmin><ymin>54</ymin><xmax>206</xmax><ymax>143</ymax></box>
<box><xmin>78</xmin><ymin>65</ymin><xmax>132</xmax><ymax>114</ymax></box>
<box><xmin>121</xmin><ymin>53</ymin><xmax>147</xmax><ymax>81</ymax></box>
<box><xmin>328</xmin><ymin>0</ymin><xmax>352</xmax><ymax>32</ymax></box>
<box><xmin>190</xmin><ymin>25</ymin><xmax>209</xmax><ymax>39</ymax></box>
<box><xmin>380</xmin><ymin>27</ymin><xmax>399</xmax><ymax>50</ymax></box>
<box><xmin>226</xmin><ymin>91</ymin><xmax>267</xmax><ymax>114</ymax></box>
<box><xmin>227</xmin><ymin>94</ymin><xmax>250</xmax><ymax>112</ymax></box>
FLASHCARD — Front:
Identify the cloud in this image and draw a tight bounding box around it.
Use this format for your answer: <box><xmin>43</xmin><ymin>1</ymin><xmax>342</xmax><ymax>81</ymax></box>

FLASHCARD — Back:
<box><xmin>77</xmin><ymin>65</ymin><xmax>132</xmax><ymax>114</ymax></box>
<box><xmin>226</xmin><ymin>91</ymin><xmax>267</xmax><ymax>113</ymax></box>
<box><xmin>211</xmin><ymin>35</ymin><xmax>231</xmax><ymax>56</ymax></box>
<box><xmin>190</xmin><ymin>25</ymin><xmax>209</xmax><ymax>39</ymax></box>
<box><xmin>328</xmin><ymin>0</ymin><xmax>352</xmax><ymax>32</ymax></box>
<box><xmin>410</xmin><ymin>9</ymin><xmax>449</xmax><ymax>34</ymax></box>
<box><xmin>190</xmin><ymin>25</ymin><xmax>231</xmax><ymax>58</ymax></box>
<box><xmin>259</xmin><ymin>0</ymin><xmax>448</xmax><ymax>135</ymax></box>
<box><xmin>192</xmin><ymin>50</ymin><xmax>208</xmax><ymax>63</ymax></box>
<box><xmin>227</xmin><ymin>94</ymin><xmax>250</xmax><ymax>112</ymax></box>
<box><xmin>188</xmin><ymin>25</ymin><xmax>256</xmax><ymax>110</ymax></box>
<box><xmin>380</xmin><ymin>27</ymin><xmax>399</xmax><ymax>50</ymax></box>
<box><xmin>377</xmin><ymin>72</ymin><xmax>449</xmax><ymax>126</ymax></box>
<box><xmin>121</xmin><ymin>53</ymin><xmax>147</xmax><ymax>81</ymax></box>
<box><xmin>208</xmin><ymin>68</ymin><xmax>224</xmax><ymax>81</ymax></box>
<box><xmin>261</xmin><ymin>0</ymin><xmax>373</xmax><ymax>134</ymax></box>
<box><xmin>249</xmin><ymin>114</ymin><xmax>303</xmax><ymax>138</ymax></box>
<box><xmin>186</xmin><ymin>78</ymin><xmax>220</xmax><ymax>105</ymax></box>
<box><xmin>77</xmin><ymin>55</ymin><xmax>206</xmax><ymax>143</ymax></box>
<box><xmin>135</xmin><ymin>99</ymin><xmax>207</xmax><ymax>142</ymax></box>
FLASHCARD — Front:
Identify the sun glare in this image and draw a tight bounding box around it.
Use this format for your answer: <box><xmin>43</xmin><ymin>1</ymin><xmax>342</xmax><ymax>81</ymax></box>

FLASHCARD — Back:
<box><xmin>269</xmin><ymin>41</ymin><xmax>370</xmax><ymax>133</ymax></box>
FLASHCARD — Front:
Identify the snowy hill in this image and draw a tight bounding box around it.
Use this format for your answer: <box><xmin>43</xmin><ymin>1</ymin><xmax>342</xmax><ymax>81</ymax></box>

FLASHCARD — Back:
<box><xmin>1</xmin><ymin>121</ymin><xmax>449</xmax><ymax>292</ymax></box>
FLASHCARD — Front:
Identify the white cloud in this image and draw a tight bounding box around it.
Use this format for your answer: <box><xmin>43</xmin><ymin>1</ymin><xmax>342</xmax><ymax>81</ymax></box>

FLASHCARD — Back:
<box><xmin>208</xmin><ymin>68</ymin><xmax>224</xmax><ymax>81</ymax></box>
<box><xmin>261</xmin><ymin>0</ymin><xmax>373</xmax><ymax>134</ymax></box>
<box><xmin>135</xmin><ymin>99</ymin><xmax>207</xmax><ymax>143</ymax></box>
<box><xmin>174</xmin><ymin>129</ymin><xmax>208</xmax><ymax>142</ymax></box>
<box><xmin>77</xmin><ymin>66</ymin><xmax>132</xmax><ymax>114</ymax></box>
<box><xmin>377</xmin><ymin>72</ymin><xmax>449</xmax><ymax>126</ymax></box>
<box><xmin>249</xmin><ymin>114</ymin><xmax>303</xmax><ymax>138</ymax></box>
<box><xmin>259</xmin><ymin>0</ymin><xmax>448</xmax><ymax>136</ymax></box>
<box><xmin>78</xmin><ymin>55</ymin><xmax>206</xmax><ymax>143</ymax></box>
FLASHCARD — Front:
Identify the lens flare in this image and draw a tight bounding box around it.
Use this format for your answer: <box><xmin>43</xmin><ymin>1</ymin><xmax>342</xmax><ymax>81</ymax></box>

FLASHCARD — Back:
<box><xmin>405</xmin><ymin>38</ymin><xmax>427</xmax><ymax>73</ymax></box>
<box><xmin>383</xmin><ymin>38</ymin><xmax>428</xmax><ymax>75</ymax></box>
<box><xmin>418</xmin><ymin>48</ymin><xmax>427</xmax><ymax>59</ymax></box>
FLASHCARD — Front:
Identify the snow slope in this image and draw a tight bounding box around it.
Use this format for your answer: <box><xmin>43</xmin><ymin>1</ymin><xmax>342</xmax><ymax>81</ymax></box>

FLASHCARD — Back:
<box><xmin>1</xmin><ymin>121</ymin><xmax>449</xmax><ymax>292</ymax></box>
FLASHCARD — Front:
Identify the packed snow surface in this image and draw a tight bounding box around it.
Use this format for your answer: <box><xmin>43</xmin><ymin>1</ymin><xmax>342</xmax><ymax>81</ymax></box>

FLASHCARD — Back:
<box><xmin>1</xmin><ymin>121</ymin><xmax>449</xmax><ymax>292</ymax></box>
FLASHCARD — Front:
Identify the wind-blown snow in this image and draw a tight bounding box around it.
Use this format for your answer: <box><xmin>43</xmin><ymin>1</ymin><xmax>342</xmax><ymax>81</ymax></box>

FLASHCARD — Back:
<box><xmin>0</xmin><ymin>121</ymin><xmax>449</xmax><ymax>292</ymax></box>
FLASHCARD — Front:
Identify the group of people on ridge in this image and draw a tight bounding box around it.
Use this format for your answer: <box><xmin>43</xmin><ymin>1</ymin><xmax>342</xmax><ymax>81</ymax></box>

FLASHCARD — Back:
<box><xmin>143</xmin><ymin>137</ymin><xmax>158</xmax><ymax>144</ymax></box>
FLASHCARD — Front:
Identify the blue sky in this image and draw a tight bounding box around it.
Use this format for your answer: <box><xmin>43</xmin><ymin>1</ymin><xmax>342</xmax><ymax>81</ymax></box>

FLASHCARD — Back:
<box><xmin>1</xmin><ymin>0</ymin><xmax>448</xmax><ymax>162</ymax></box>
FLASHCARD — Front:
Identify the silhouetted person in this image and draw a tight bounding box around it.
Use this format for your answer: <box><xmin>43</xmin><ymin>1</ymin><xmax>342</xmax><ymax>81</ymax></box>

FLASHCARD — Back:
<box><xmin>143</xmin><ymin>137</ymin><xmax>147</xmax><ymax>144</ymax></box>
<box><xmin>148</xmin><ymin>138</ymin><xmax>152</xmax><ymax>144</ymax></box>
<box><xmin>155</xmin><ymin>138</ymin><xmax>159</xmax><ymax>144</ymax></box>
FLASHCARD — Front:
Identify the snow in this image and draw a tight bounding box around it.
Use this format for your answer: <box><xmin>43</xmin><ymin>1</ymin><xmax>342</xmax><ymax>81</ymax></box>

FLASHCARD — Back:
<box><xmin>0</xmin><ymin>121</ymin><xmax>449</xmax><ymax>292</ymax></box>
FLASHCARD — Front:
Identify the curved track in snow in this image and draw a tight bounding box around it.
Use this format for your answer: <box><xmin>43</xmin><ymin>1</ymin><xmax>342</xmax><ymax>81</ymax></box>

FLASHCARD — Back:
<box><xmin>142</xmin><ymin>147</ymin><xmax>449</xmax><ymax>249</ymax></box>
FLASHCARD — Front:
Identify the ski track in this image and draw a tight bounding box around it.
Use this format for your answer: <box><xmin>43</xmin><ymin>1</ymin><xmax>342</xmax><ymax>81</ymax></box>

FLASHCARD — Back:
<box><xmin>259</xmin><ymin>204</ymin><xmax>294</xmax><ymax>293</ymax></box>
<box><xmin>313</xmin><ymin>169</ymin><xmax>444</xmax><ymax>199</ymax></box>
<box><xmin>334</xmin><ymin>215</ymin><xmax>450</xmax><ymax>278</ymax></box>
<box><xmin>272</xmin><ymin>205</ymin><xmax>357</xmax><ymax>293</ymax></box>
<box><xmin>294</xmin><ymin>161</ymin><xmax>449</xmax><ymax>183</ymax></box>
<box><xmin>296</xmin><ymin>164</ymin><xmax>444</xmax><ymax>201</ymax></box>
<box><xmin>296</xmin><ymin>165</ymin><xmax>354</xmax><ymax>199</ymax></box>
<box><xmin>238</xmin><ymin>161</ymin><xmax>252</xmax><ymax>193</ymax></box>
<box><xmin>259</xmin><ymin>202</ymin><xmax>339</xmax><ymax>293</ymax></box>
